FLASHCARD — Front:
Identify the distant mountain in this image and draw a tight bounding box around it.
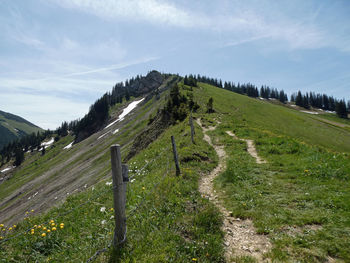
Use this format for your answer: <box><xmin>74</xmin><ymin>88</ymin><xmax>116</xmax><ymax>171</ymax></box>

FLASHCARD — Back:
<box><xmin>0</xmin><ymin>110</ymin><xmax>42</xmax><ymax>150</ymax></box>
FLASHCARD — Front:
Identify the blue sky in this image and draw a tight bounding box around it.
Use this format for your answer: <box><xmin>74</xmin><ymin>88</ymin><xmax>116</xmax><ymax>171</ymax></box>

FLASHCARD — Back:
<box><xmin>1</xmin><ymin>0</ymin><xmax>349</xmax><ymax>129</ymax></box>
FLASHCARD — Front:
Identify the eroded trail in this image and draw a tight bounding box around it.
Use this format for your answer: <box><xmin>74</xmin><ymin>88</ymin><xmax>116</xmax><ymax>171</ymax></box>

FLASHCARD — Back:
<box><xmin>225</xmin><ymin>131</ymin><xmax>267</xmax><ymax>164</ymax></box>
<box><xmin>196</xmin><ymin>118</ymin><xmax>271</xmax><ymax>262</ymax></box>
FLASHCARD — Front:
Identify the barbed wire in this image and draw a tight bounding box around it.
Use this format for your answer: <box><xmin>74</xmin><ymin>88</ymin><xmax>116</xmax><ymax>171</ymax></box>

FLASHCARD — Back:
<box><xmin>85</xmin><ymin>240</ymin><xmax>112</xmax><ymax>263</ymax></box>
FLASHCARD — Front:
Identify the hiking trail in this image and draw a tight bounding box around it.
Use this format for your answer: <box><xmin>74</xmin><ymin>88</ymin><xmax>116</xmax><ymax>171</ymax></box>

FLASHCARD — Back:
<box><xmin>196</xmin><ymin>118</ymin><xmax>271</xmax><ymax>262</ymax></box>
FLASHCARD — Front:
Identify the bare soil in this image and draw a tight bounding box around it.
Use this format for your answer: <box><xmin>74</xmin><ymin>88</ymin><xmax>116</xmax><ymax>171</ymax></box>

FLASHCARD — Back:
<box><xmin>196</xmin><ymin>118</ymin><xmax>271</xmax><ymax>262</ymax></box>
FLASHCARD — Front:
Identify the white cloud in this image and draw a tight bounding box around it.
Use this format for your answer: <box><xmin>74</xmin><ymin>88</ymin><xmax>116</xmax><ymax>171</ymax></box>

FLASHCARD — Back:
<box><xmin>52</xmin><ymin>0</ymin><xmax>350</xmax><ymax>52</ymax></box>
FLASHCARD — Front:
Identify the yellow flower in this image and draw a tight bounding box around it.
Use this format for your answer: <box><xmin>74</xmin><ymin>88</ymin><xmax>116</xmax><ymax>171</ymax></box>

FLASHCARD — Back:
<box><xmin>51</xmin><ymin>223</ymin><xmax>55</xmax><ymax>227</ymax></box>
<box><xmin>9</xmin><ymin>227</ymin><xmax>12</xmax><ymax>231</ymax></box>
<box><xmin>192</xmin><ymin>258</ymin><xmax>197</xmax><ymax>261</ymax></box>
<box><xmin>0</xmin><ymin>224</ymin><xmax>4</xmax><ymax>227</ymax></box>
<box><xmin>52</xmin><ymin>227</ymin><xmax>57</xmax><ymax>231</ymax></box>
<box><xmin>38</xmin><ymin>225</ymin><xmax>42</xmax><ymax>229</ymax></box>
<box><xmin>49</xmin><ymin>220</ymin><xmax>54</xmax><ymax>224</ymax></box>
<box><xmin>142</xmin><ymin>187</ymin><xmax>145</xmax><ymax>190</ymax></box>
<box><xmin>110</xmin><ymin>208</ymin><xmax>114</xmax><ymax>212</ymax></box>
<box><xmin>25</xmin><ymin>211</ymin><xmax>29</xmax><ymax>215</ymax></box>
<box><xmin>60</xmin><ymin>223</ymin><xmax>64</xmax><ymax>228</ymax></box>
<box><xmin>43</xmin><ymin>227</ymin><xmax>47</xmax><ymax>231</ymax></box>
<box><xmin>47</xmin><ymin>229</ymin><xmax>51</xmax><ymax>233</ymax></box>
<box><xmin>0</xmin><ymin>236</ymin><xmax>3</xmax><ymax>240</ymax></box>
<box><xmin>31</xmin><ymin>209</ymin><xmax>34</xmax><ymax>213</ymax></box>
<box><xmin>41</xmin><ymin>233</ymin><xmax>46</xmax><ymax>237</ymax></box>
<box><xmin>31</xmin><ymin>230</ymin><xmax>34</xmax><ymax>235</ymax></box>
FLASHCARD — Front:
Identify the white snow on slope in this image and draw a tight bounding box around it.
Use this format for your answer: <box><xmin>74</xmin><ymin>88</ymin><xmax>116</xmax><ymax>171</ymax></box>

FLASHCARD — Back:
<box><xmin>41</xmin><ymin>137</ymin><xmax>54</xmax><ymax>147</ymax></box>
<box><xmin>300</xmin><ymin>110</ymin><xmax>319</xmax><ymax>115</ymax></box>
<box><xmin>98</xmin><ymin>131</ymin><xmax>111</xmax><ymax>140</ymax></box>
<box><xmin>104</xmin><ymin>98</ymin><xmax>145</xmax><ymax>129</ymax></box>
<box><xmin>64</xmin><ymin>141</ymin><xmax>74</xmax><ymax>149</ymax></box>
<box><xmin>1</xmin><ymin>166</ymin><xmax>15</xmax><ymax>173</ymax></box>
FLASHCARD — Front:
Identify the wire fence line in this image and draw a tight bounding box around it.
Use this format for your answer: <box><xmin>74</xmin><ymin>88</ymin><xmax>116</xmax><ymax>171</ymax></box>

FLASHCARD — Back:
<box><xmin>84</xmin><ymin>150</ymin><xmax>172</xmax><ymax>263</ymax></box>
<box><xmin>2</xmin><ymin>143</ymin><xmax>176</xmax><ymax>263</ymax></box>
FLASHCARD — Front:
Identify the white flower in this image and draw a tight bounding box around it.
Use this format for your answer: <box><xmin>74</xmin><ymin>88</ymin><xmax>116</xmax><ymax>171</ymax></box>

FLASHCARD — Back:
<box><xmin>130</xmin><ymin>179</ymin><xmax>135</xmax><ymax>183</ymax></box>
<box><xmin>105</xmin><ymin>181</ymin><xmax>112</xmax><ymax>186</ymax></box>
<box><xmin>110</xmin><ymin>215</ymin><xmax>114</xmax><ymax>219</ymax></box>
<box><xmin>101</xmin><ymin>220</ymin><xmax>106</xmax><ymax>225</ymax></box>
<box><xmin>100</xmin><ymin>207</ymin><xmax>106</xmax><ymax>212</ymax></box>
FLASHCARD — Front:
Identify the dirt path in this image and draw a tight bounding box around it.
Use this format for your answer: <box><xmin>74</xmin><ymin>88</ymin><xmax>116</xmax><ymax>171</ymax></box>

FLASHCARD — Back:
<box><xmin>196</xmin><ymin>119</ymin><xmax>271</xmax><ymax>262</ymax></box>
<box><xmin>225</xmin><ymin>131</ymin><xmax>267</xmax><ymax>164</ymax></box>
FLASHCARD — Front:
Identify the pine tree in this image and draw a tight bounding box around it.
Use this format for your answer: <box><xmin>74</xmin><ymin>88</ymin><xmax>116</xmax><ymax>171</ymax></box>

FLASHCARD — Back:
<box><xmin>336</xmin><ymin>99</ymin><xmax>347</xmax><ymax>118</ymax></box>
<box><xmin>206</xmin><ymin>97</ymin><xmax>214</xmax><ymax>113</ymax></box>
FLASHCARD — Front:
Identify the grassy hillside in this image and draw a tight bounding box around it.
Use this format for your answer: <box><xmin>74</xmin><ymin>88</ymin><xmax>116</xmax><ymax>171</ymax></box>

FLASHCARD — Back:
<box><xmin>0</xmin><ymin>110</ymin><xmax>42</xmax><ymax>150</ymax></box>
<box><xmin>1</xmin><ymin>80</ymin><xmax>349</xmax><ymax>262</ymax></box>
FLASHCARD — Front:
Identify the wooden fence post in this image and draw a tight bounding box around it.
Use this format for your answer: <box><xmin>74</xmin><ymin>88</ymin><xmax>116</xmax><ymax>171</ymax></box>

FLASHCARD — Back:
<box><xmin>171</xmin><ymin>136</ymin><xmax>180</xmax><ymax>176</ymax></box>
<box><xmin>189</xmin><ymin>112</ymin><xmax>195</xmax><ymax>144</ymax></box>
<box><xmin>110</xmin><ymin>145</ymin><xmax>127</xmax><ymax>248</ymax></box>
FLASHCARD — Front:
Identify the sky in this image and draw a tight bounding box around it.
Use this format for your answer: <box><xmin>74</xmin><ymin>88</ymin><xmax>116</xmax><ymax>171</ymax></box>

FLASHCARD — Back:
<box><xmin>0</xmin><ymin>0</ymin><xmax>349</xmax><ymax>129</ymax></box>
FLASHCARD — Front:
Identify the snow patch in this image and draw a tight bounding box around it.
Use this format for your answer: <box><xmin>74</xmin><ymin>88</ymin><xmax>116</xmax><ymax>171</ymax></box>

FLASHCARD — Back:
<box><xmin>1</xmin><ymin>166</ymin><xmax>15</xmax><ymax>173</ymax></box>
<box><xmin>98</xmin><ymin>131</ymin><xmax>111</xmax><ymax>140</ymax></box>
<box><xmin>105</xmin><ymin>98</ymin><xmax>145</xmax><ymax>129</ymax></box>
<box><xmin>325</xmin><ymin>110</ymin><xmax>336</xmax><ymax>114</ymax></box>
<box><xmin>63</xmin><ymin>141</ymin><xmax>74</xmax><ymax>149</ymax></box>
<box><xmin>290</xmin><ymin>105</ymin><xmax>296</xmax><ymax>107</ymax></box>
<box><xmin>300</xmin><ymin>110</ymin><xmax>319</xmax><ymax>115</ymax></box>
<box><xmin>41</xmin><ymin>137</ymin><xmax>54</xmax><ymax>147</ymax></box>
<box><xmin>112</xmin><ymin>128</ymin><xmax>119</xmax><ymax>135</ymax></box>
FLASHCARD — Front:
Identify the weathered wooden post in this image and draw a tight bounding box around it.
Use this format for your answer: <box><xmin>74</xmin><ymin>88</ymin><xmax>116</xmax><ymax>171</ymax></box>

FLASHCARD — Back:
<box><xmin>171</xmin><ymin>136</ymin><xmax>180</xmax><ymax>176</ymax></box>
<box><xmin>110</xmin><ymin>144</ymin><xmax>127</xmax><ymax>248</ymax></box>
<box><xmin>189</xmin><ymin>112</ymin><xmax>195</xmax><ymax>144</ymax></box>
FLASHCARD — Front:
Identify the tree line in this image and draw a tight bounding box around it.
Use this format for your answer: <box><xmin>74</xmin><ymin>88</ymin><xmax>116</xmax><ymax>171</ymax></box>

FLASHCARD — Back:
<box><xmin>191</xmin><ymin>74</ymin><xmax>349</xmax><ymax>118</ymax></box>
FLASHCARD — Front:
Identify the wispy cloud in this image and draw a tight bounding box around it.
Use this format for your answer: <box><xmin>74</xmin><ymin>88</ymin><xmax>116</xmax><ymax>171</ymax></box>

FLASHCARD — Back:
<box><xmin>52</xmin><ymin>0</ymin><xmax>349</xmax><ymax>53</ymax></box>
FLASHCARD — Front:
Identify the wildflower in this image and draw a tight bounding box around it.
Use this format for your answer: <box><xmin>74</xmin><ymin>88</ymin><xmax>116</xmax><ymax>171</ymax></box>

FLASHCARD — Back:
<box><xmin>51</xmin><ymin>223</ymin><xmax>55</xmax><ymax>227</ymax></box>
<box><xmin>110</xmin><ymin>207</ymin><xmax>114</xmax><ymax>212</ymax></box>
<box><xmin>105</xmin><ymin>181</ymin><xmax>112</xmax><ymax>186</ymax></box>
<box><xmin>31</xmin><ymin>230</ymin><xmax>34</xmax><ymax>235</ymax></box>
<box><xmin>43</xmin><ymin>227</ymin><xmax>47</xmax><ymax>231</ymax></box>
<box><xmin>60</xmin><ymin>223</ymin><xmax>64</xmax><ymax>229</ymax></box>
<box><xmin>8</xmin><ymin>227</ymin><xmax>12</xmax><ymax>231</ymax></box>
<box><xmin>25</xmin><ymin>211</ymin><xmax>29</xmax><ymax>215</ymax></box>
<box><xmin>100</xmin><ymin>207</ymin><xmax>106</xmax><ymax>212</ymax></box>
<box><xmin>31</xmin><ymin>209</ymin><xmax>34</xmax><ymax>212</ymax></box>
<box><xmin>38</xmin><ymin>225</ymin><xmax>42</xmax><ymax>229</ymax></box>
<box><xmin>192</xmin><ymin>258</ymin><xmax>197</xmax><ymax>261</ymax></box>
<box><xmin>0</xmin><ymin>236</ymin><xmax>3</xmax><ymax>240</ymax></box>
<box><xmin>41</xmin><ymin>233</ymin><xmax>46</xmax><ymax>237</ymax></box>
<box><xmin>47</xmin><ymin>229</ymin><xmax>51</xmax><ymax>233</ymax></box>
<box><xmin>52</xmin><ymin>227</ymin><xmax>57</xmax><ymax>231</ymax></box>
<box><xmin>101</xmin><ymin>220</ymin><xmax>106</xmax><ymax>225</ymax></box>
<box><xmin>110</xmin><ymin>216</ymin><xmax>114</xmax><ymax>220</ymax></box>
<box><xmin>142</xmin><ymin>187</ymin><xmax>145</xmax><ymax>190</ymax></box>
<box><xmin>49</xmin><ymin>220</ymin><xmax>54</xmax><ymax>224</ymax></box>
<box><xmin>0</xmin><ymin>224</ymin><xmax>4</xmax><ymax>227</ymax></box>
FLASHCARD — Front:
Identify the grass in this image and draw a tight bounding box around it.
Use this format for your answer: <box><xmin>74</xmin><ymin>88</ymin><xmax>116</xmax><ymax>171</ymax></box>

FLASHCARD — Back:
<box><xmin>191</xmin><ymin>83</ymin><xmax>350</xmax><ymax>262</ymax></box>
<box><xmin>1</xmin><ymin>80</ymin><xmax>350</xmax><ymax>262</ymax></box>
<box><xmin>0</xmin><ymin>115</ymin><xmax>224</xmax><ymax>262</ymax></box>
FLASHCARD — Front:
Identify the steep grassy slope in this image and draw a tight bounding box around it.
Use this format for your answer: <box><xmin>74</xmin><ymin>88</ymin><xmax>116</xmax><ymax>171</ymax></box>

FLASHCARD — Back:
<box><xmin>0</xmin><ymin>110</ymin><xmax>42</xmax><ymax>150</ymax></box>
<box><xmin>0</xmin><ymin>94</ymin><xmax>225</xmax><ymax>262</ymax></box>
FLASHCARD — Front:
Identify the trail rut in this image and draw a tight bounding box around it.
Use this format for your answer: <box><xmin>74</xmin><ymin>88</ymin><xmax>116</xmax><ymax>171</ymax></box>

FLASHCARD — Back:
<box><xmin>196</xmin><ymin>118</ymin><xmax>271</xmax><ymax>262</ymax></box>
